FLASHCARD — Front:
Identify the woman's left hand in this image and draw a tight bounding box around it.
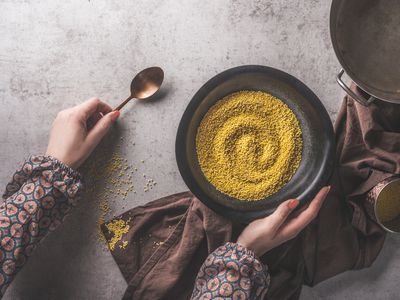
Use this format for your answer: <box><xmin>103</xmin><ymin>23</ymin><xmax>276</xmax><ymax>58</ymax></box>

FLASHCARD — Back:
<box><xmin>46</xmin><ymin>98</ymin><xmax>120</xmax><ymax>169</ymax></box>
<box><xmin>237</xmin><ymin>186</ymin><xmax>330</xmax><ymax>257</ymax></box>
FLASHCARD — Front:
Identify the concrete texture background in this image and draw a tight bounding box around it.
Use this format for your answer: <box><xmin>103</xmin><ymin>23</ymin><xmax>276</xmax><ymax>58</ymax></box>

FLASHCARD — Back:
<box><xmin>0</xmin><ymin>0</ymin><xmax>398</xmax><ymax>299</ymax></box>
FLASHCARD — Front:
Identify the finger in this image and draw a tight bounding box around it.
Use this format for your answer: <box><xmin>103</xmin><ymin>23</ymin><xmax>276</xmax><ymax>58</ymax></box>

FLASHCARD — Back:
<box><xmin>268</xmin><ymin>198</ymin><xmax>300</xmax><ymax>232</ymax></box>
<box><xmin>287</xmin><ymin>203</ymin><xmax>308</xmax><ymax>219</ymax></box>
<box><xmin>87</xmin><ymin>112</ymin><xmax>104</xmax><ymax>130</ymax></box>
<box><xmin>77</xmin><ymin>98</ymin><xmax>113</xmax><ymax>120</ymax></box>
<box><xmin>85</xmin><ymin>111</ymin><xmax>120</xmax><ymax>151</ymax></box>
<box><xmin>277</xmin><ymin>186</ymin><xmax>331</xmax><ymax>240</ymax></box>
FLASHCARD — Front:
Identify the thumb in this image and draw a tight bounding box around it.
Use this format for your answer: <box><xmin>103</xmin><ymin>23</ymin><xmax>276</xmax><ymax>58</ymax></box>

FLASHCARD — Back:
<box><xmin>86</xmin><ymin>110</ymin><xmax>120</xmax><ymax>150</ymax></box>
<box><xmin>269</xmin><ymin>199</ymin><xmax>299</xmax><ymax>232</ymax></box>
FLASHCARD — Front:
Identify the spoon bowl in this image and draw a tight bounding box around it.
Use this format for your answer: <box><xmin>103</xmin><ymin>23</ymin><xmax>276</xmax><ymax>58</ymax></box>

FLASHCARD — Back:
<box><xmin>131</xmin><ymin>67</ymin><xmax>164</xmax><ymax>99</ymax></box>
<box><xmin>115</xmin><ymin>66</ymin><xmax>164</xmax><ymax>110</ymax></box>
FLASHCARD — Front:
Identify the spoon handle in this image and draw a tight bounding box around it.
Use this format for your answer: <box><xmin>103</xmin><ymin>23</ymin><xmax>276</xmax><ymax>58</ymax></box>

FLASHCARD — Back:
<box><xmin>114</xmin><ymin>95</ymin><xmax>134</xmax><ymax>111</ymax></box>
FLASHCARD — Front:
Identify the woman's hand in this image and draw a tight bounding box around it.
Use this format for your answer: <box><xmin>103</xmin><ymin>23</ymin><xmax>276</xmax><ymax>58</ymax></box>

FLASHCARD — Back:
<box><xmin>237</xmin><ymin>186</ymin><xmax>330</xmax><ymax>257</ymax></box>
<box><xmin>46</xmin><ymin>98</ymin><xmax>120</xmax><ymax>170</ymax></box>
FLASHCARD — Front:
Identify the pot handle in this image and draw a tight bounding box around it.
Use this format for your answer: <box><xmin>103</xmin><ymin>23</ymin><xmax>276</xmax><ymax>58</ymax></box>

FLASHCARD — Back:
<box><xmin>336</xmin><ymin>69</ymin><xmax>375</xmax><ymax>106</ymax></box>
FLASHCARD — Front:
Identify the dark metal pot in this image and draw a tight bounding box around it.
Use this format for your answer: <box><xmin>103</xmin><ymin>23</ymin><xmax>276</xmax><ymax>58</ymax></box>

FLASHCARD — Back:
<box><xmin>330</xmin><ymin>0</ymin><xmax>400</xmax><ymax>106</ymax></box>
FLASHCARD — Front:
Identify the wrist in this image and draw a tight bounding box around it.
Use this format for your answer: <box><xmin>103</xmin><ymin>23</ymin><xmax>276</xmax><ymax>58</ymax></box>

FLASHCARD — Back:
<box><xmin>45</xmin><ymin>151</ymin><xmax>78</xmax><ymax>171</ymax></box>
<box><xmin>236</xmin><ymin>237</ymin><xmax>264</xmax><ymax>257</ymax></box>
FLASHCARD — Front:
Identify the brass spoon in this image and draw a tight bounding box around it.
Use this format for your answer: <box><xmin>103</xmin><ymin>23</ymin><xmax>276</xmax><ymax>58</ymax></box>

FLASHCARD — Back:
<box><xmin>114</xmin><ymin>66</ymin><xmax>164</xmax><ymax>111</ymax></box>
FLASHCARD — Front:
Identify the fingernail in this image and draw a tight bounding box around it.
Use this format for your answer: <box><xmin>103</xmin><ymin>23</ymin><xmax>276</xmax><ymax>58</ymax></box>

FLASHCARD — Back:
<box><xmin>111</xmin><ymin>111</ymin><xmax>120</xmax><ymax>122</ymax></box>
<box><xmin>288</xmin><ymin>199</ymin><xmax>299</xmax><ymax>210</ymax></box>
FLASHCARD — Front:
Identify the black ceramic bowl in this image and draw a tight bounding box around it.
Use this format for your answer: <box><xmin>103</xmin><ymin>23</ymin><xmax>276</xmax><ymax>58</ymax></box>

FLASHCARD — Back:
<box><xmin>176</xmin><ymin>65</ymin><xmax>335</xmax><ymax>223</ymax></box>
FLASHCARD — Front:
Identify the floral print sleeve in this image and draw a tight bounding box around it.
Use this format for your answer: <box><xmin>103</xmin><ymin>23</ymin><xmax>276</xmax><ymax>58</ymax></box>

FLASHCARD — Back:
<box><xmin>0</xmin><ymin>155</ymin><xmax>83</xmax><ymax>296</ymax></box>
<box><xmin>191</xmin><ymin>242</ymin><xmax>270</xmax><ymax>300</ymax></box>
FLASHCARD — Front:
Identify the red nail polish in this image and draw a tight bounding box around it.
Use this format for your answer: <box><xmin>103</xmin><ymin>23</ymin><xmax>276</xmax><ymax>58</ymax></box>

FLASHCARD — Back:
<box><xmin>111</xmin><ymin>111</ymin><xmax>120</xmax><ymax>121</ymax></box>
<box><xmin>288</xmin><ymin>199</ymin><xmax>299</xmax><ymax>209</ymax></box>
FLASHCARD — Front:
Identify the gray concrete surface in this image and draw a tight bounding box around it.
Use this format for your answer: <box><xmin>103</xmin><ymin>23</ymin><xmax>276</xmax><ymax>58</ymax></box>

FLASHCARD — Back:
<box><xmin>0</xmin><ymin>0</ymin><xmax>398</xmax><ymax>299</ymax></box>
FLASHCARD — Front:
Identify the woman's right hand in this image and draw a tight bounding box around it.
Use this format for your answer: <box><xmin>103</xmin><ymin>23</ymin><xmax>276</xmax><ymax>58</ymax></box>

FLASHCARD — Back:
<box><xmin>46</xmin><ymin>98</ymin><xmax>120</xmax><ymax>170</ymax></box>
<box><xmin>237</xmin><ymin>186</ymin><xmax>330</xmax><ymax>257</ymax></box>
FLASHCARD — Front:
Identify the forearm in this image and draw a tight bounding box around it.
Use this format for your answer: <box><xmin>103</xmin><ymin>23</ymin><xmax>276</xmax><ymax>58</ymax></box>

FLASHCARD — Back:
<box><xmin>191</xmin><ymin>242</ymin><xmax>270</xmax><ymax>300</ymax></box>
<box><xmin>0</xmin><ymin>155</ymin><xmax>83</xmax><ymax>296</ymax></box>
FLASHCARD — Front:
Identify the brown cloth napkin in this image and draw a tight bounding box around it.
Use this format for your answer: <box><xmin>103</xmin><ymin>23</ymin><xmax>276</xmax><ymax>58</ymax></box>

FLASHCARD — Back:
<box><xmin>102</xmin><ymin>87</ymin><xmax>400</xmax><ymax>300</ymax></box>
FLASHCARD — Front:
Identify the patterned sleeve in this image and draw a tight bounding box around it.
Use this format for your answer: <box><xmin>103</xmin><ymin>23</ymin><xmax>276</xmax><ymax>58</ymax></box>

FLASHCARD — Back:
<box><xmin>0</xmin><ymin>155</ymin><xmax>83</xmax><ymax>296</ymax></box>
<box><xmin>191</xmin><ymin>242</ymin><xmax>270</xmax><ymax>300</ymax></box>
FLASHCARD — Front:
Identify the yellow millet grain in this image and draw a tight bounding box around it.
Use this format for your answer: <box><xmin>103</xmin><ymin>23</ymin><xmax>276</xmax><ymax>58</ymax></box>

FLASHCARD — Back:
<box><xmin>82</xmin><ymin>140</ymin><xmax>158</xmax><ymax>245</ymax></box>
<box><xmin>119</xmin><ymin>240</ymin><xmax>129</xmax><ymax>250</ymax></box>
<box><xmin>105</xmin><ymin>218</ymin><xmax>131</xmax><ymax>251</ymax></box>
<box><xmin>87</xmin><ymin>153</ymin><xmax>135</xmax><ymax>241</ymax></box>
<box><xmin>376</xmin><ymin>180</ymin><xmax>400</xmax><ymax>223</ymax></box>
<box><xmin>196</xmin><ymin>90</ymin><xmax>303</xmax><ymax>201</ymax></box>
<box><xmin>97</xmin><ymin>200</ymin><xmax>112</xmax><ymax>243</ymax></box>
<box><xmin>83</xmin><ymin>150</ymin><xmax>136</xmax><ymax>243</ymax></box>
